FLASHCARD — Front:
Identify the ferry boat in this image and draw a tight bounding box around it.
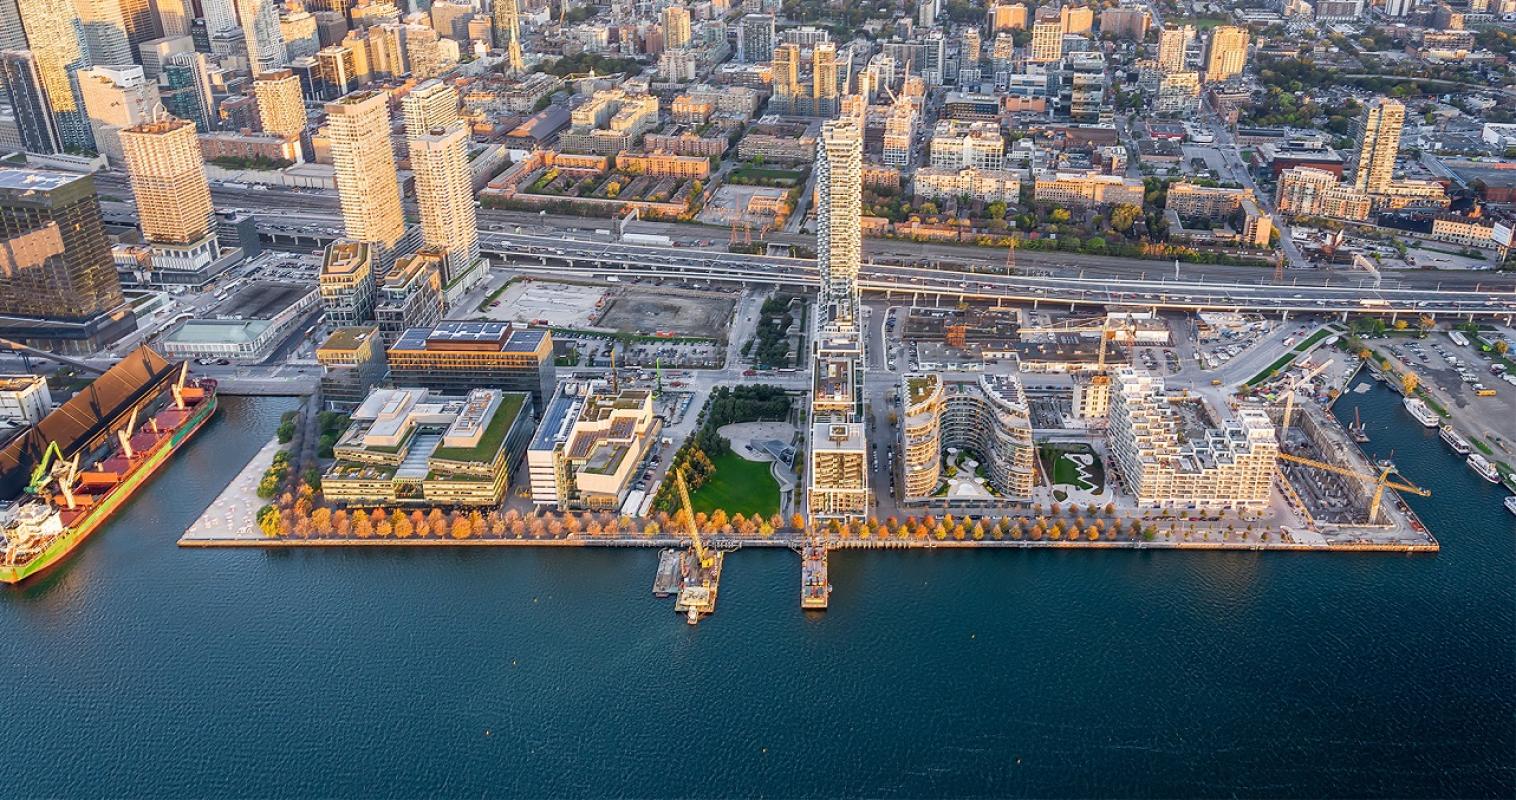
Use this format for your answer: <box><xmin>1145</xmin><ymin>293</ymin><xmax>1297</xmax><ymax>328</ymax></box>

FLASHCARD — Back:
<box><xmin>1505</xmin><ymin>496</ymin><xmax>1516</xmax><ymax>517</ymax></box>
<box><xmin>1439</xmin><ymin>424</ymin><xmax>1472</xmax><ymax>455</ymax></box>
<box><xmin>0</xmin><ymin>361</ymin><xmax>216</xmax><ymax>584</ymax></box>
<box><xmin>1403</xmin><ymin>396</ymin><xmax>1439</xmax><ymax>428</ymax></box>
<box><xmin>1467</xmin><ymin>453</ymin><xmax>1501</xmax><ymax>484</ymax></box>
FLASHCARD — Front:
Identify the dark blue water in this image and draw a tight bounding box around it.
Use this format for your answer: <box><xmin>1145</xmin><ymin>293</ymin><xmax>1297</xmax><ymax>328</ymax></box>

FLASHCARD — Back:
<box><xmin>3</xmin><ymin>391</ymin><xmax>1512</xmax><ymax>798</ymax></box>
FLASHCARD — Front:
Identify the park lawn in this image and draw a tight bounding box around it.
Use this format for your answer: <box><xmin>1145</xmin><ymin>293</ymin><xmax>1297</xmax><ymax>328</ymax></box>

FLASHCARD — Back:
<box><xmin>688</xmin><ymin>449</ymin><xmax>780</xmax><ymax>518</ymax></box>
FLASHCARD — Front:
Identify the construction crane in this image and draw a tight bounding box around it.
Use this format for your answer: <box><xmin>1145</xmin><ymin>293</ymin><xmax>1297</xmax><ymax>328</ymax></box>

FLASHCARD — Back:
<box><xmin>673</xmin><ymin>468</ymin><xmax>714</xmax><ymax>570</ymax></box>
<box><xmin>1281</xmin><ymin>358</ymin><xmax>1334</xmax><ymax>431</ymax></box>
<box><xmin>1277</xmin><ymin>451</ymin><xmax>1429</xmax><ymax>525</ymax></box>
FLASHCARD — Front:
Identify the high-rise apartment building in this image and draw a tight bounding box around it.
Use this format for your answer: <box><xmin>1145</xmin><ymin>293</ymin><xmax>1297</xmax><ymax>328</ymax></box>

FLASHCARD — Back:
<box><xmin>238</xmin><ymin>0</ymin><xmax>288</xmax><ymax>72</ymax></box>
<box><xmin>808</xmin><ymin>118</ymin><xmax>868</xmax><ymax>524</ymax></box>
<box><xmin>253</xmin><ymin>69</ymin><xmax>308</xmax><ymax>159</ymax></box>
<box><xmin>319</xmin><ymin>240</ymin><xmax>377</xmax><ymax>326</ymax></box>
<box><xmin>0</xmin><ymin>0</ymin><xmax>27</xmax><ymax>50</ymax></box>
<box><xmin>1156</xmin><ymin>24</ymin><xmax>1192</xmax><ymax>72</ymax></box>
<box><xmin>326</xmin><ymin>90</ymin><xmax>407</xmax><ymax>275</ymax></box>
<box><xmin>662</xmin><ymin>4</ymin><xmax>691</xmax><ymax>49</ymax></box>
<box><xmin>155</xmin><ymin>0</ymin><xmax>193</xmax><ymax>36</ymax></box>
<box><xmin>15</xmin><ymin>0</ymin><xmax>94</xmax><ymax>150</ymax></box>
<box><xmin>1060</xmin><ymin>4</ymin><xmax>1093</xmax><ymax>34</ymax></box>
<box><xmin>74</xmin><ymin>0</ymin><xmax>134</xmax><ymax>66</ymax></box>
<box><xmin>408</xmin><ymin>124</ymin><xmax>481</xmax><ymax>298</ymax></box>
<box><xmin>119</xmin><ymin>118</ymin><xmax>222</xmax><ymax>276</ymax></box>
<box><xmin>400</xmin><ymin>78</ymin><xmax>458</xmax><ymax>137</ymax></box>
<box><xmin>160</xmin><ymin>52</ymin><xmax>215</xmax><ymax>132</ymax></box>
<box><xmin>202</xmin><ymin>0</ymin><xmax>238</xmax><ymax>34</ymax></box>
<box><xmin>771</xmin><ymin>42</ymin><xmax>800</xmax><ymax>97</ymax></box>
<box><xmin>987</xmin><ymin>2</ymin><xmax>1027</xmax><ymax>31</ymax></box>
<box><xmin>0</xmin><ymin>51</ymin><xmax>63</xmax><ymax>154</ymax></box>
<box><xmin>898</xmin><ymin>371</ymin><xmax>1036</xmax><ymax>503</ymax></box>
<box><xmin>737</xmin><ymin>13</ymin><xmax>773</xmax><ymax>63</ymax></box>
<box><xmin>812</xmin><ymin>41</ymin><xmax>838</xmax><ymax>100</ymax></box>
<box><xmin>1029</xmin><ymin>7</ymin><xmax>1063</xmax><ymax>63</ymax></box>
<box><xmin>374</xmin><ymin>248</ymin><xmax>443</xmax><ymax>346</ymax></box>
<box><xmin>1203</xmin><ymin>25</ymin><xmax>1247</xmax><ymax>82</ymax></box>
<box><xmin>1352</xmin><ymin>97</ymin><xmax>1404</xmax><ymax>195</ymax></box>
<box><xmin>0</xmin><ymin>169</ymin><xmax>132</xmax><ymax>352</ymax></box>
<box><xmin>77</xmin><ymin>65</ymin><xmax>159</xmax><ymax>164</ymax></box>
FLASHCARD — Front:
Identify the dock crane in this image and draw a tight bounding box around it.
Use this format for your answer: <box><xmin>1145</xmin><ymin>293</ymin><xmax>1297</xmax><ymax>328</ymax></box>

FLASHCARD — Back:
<box><xmin>116</xmin><ymin>407</ymin><xmax>140</xmax><ymax>460</ymax></box>
<box><xmin>1281</xmin><ymin>358</ymin><xmax>1335</xmax><ymax>431</ymax></box>
<box><xmin>1276</xmin><ymin>452</ymin><xmax>1430</xmax><ymax>525</ymax></box>
<box><xmin>673</xmin><ymin>468</ymin><xmax>714</xmax><ymax>570</ymax></box>
<box><xmin>25</xmin><ymin>442</ymin><xmax>80</xmax><ymax>509</ymax></box>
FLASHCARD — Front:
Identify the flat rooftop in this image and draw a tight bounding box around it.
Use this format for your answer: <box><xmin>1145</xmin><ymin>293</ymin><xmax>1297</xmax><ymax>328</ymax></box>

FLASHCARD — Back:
<box><xmin>165</xmin><ymin>318</ymin><xmax>272</xmax><ymax>345</ymax></box>
<box><xmin>220</xmin><ymin>281</ymin><xmax>314</xmax><ymax>320</ymax></box>
<box><xmin>0</xmin><ymin>168</ymin><xmax>85</xmax><ymax>192</ymax></box>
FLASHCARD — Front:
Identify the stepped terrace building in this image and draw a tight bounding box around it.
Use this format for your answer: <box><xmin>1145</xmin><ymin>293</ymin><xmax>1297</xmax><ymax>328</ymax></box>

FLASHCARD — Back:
<box><xmin>322</xmin><ymin>387</ymin><xmax>533</xmax><ymax>507</ymax></box>
<box><xmin>1106</xmin><ymin>368</ymin><xmax>1277</xmax><ymax>510</ymax></box>
<box><xmin>898</xmin><ymin>371</ymin><xmax>1037</xmax><ymax>503</ymax></box>
<box><xmin>531</xmin><ymin>388</ymin><xmax>660</xmax><ymax>511</ymax></box>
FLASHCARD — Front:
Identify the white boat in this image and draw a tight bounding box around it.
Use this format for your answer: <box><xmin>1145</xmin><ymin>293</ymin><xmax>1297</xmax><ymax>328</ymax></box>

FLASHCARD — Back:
<box><xmin>1467</xmin><ymin>453</ymin><xmax>1501</xmax><ymax>484</ymax></box>
<box><xmin>1439</xmin><ymin>424</ymin><xmax>1472</xmax><ymax>455</ymax></box>
<box><xmin>1505</xmin><ymin>496</ymin><xmax>1516</xmax><ymax>516</ymax></box>
<box><xmin>1403</xmin><ymin>396</ymin><xmax>1439</xmax><ymax>427</ymax></box>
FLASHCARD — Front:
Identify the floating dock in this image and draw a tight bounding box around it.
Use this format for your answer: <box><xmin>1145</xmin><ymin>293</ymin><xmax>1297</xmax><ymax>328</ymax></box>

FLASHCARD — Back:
<box><xmin>652</xmin><ymin>548</ymin><xmax>681</xmax><ymax>597</ymax></box>
<box><xmin>673</xmin><ymin>550</ymin><xmax>723</xmax><ymax>624</ymax></box>
<box><xmin>801</xmin><ymin>545</ymin><xmax>829</xmax><ymax>610</ymax></box>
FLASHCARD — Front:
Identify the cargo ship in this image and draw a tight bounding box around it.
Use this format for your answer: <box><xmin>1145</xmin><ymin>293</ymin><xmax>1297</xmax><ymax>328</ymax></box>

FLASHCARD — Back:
<box><xmin>0</xmin><ymin>358</ymin><xmax>216</xmax><ymax>584</ymax></box>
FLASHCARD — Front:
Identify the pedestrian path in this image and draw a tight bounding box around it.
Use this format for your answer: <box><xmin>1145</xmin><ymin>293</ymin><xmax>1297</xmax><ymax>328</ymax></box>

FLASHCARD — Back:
<box><xmin>181</xmin><ymin>435</ymin><xmax>283</xmax><ymax>542</ymax></box>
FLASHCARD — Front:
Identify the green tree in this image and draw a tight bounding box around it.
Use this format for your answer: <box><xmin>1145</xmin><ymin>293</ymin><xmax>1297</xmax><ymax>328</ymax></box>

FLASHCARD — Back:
<box><xmin>1110</xmin><ymin>203</ymin><xmax>1141</xmax><ymax>232</ymax></box>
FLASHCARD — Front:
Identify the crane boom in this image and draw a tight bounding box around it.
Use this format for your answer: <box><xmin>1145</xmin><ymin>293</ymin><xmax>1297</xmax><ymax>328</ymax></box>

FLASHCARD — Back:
<box><xmin>674</xmin><ymin>469</ymin><xmax>713</xmax><ymax>569</ymax></box>
<box><xmin>1277</xmin><ymin>451</ymin><xmax>1429</xmax><ymax>524</ymax></box>
<box><xmin>27</xmin><ymin>441</ymin><xmax>65</xmax><ymax>495</ymax></box>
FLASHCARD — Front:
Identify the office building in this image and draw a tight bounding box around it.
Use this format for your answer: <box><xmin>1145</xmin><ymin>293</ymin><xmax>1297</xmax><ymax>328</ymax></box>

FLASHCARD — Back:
<box><xmin>160</xmin><ymin>53</ymin><xmax>215</xmax><ymax>133</ymax></box>
<box><xmin>156</xmin><ymin>0</ymin><xmax>192</xmax><ymax>36</ymax></box>
<box><xmin>119</xmin><ymin>119</ymin><xmax>223</xmax><ymax>276</ymax></box>
<box><xmin>898</xmin><ymin>371</ymin><xmax>1036</xmax><ymax>503</ymax></box>
<box><xmin>238</xmin><ymin>0</ymin><xmax>287</xmax><ymax>72</ymax></box>
<box><xmin>317</xmin><ymin>325</ymin><xmax>388</xmax><ymax>410</ymax></box>
<box><xmin>280</xmin><ymin>7</ymin><xmax>320</xmax><ymax>59</ymax></box>
<box><xmin>136</xmin><ymin>34</ymin><xmax>194</xmax><ymax>78</ymax></box>
<box><xmin>1352</xmin><ymin>97</ymin><xmax>1403</xmax><ymax>196</ymax></box>
<box><xmin>326</xmin><ymin>90</ymin><xmax>407</xmax><ymax>275</ymax></box>
<box><xmin>14</xmin><ymin>0</ymin><xmax>94</xmax><ymax>150</ymax></box>
<box><xmin>74</xmin><ymin>0</ymin><xmax>134</xmax><ymax>67</ymax></box>
<box><xmin>319</xmin><ymin>240</ymin><xmax>377</xmax><ymax>326</ymax></box>
<box><xmin>1106</xmin><ymin>368</ymin><xmax>1276</xmax><ymax>510</ymax></box>
<box><xmin>1029</xmin><ymin>7</ymin><xmax>1063</xmax><ymax>63</ymax></box>
<box><xmin>0</xmin><ymin>51</ymin><xmax>62</xmax><ymax>154</ymax></box>
<box><xmin>737</xmin><ymin>13</ymin><xmax>774</xmax><ymax>63</ymax></box>
<box><xmin>386</xmin><ymin>321</ymin><xmax>555</xmax><ymax>409</ymax></box>
<box><xmin>1203</xmin><ymin>25</ymin><xmax>1247</xmax><ymax>82</ymax></box>
<box><xmin>533</xmin><ymin>388</ymin><xmax>659</xmax><ymax>511</ymax></box>
<box><xmin>0</xmin><ymin>169</ymin><xmax>132</xmax><ymax>353</ymax></box>
<box><xmin>253</xmin><ymin>70</ymin><xmax>308</xmax><ymax>159</ymax></box>
<box><xmin>322</xmin><ymin>387</ymin><xmax>534</xmax><ymax>508</ymax></box>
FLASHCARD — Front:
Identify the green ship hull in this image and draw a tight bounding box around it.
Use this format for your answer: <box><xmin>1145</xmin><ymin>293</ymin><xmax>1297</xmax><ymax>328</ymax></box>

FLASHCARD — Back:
<box><xmin>1</xmin><ymin>393</ymin><xmax>218</xmax><ymax>585</ymax></box>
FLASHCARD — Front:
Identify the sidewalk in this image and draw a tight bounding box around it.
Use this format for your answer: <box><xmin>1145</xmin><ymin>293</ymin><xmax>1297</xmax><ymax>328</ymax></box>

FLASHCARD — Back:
<box><xmin>181</xmin><ymin>435</ymin><xmax>284</xmax><ymax>542</ymax></box>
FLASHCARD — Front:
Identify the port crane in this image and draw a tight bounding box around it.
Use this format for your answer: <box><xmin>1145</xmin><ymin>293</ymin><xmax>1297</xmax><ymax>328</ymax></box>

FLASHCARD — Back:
<box><xmin>1276</xmin><ymin>452</ymin><xmax>1430</xmax><ymax>525</ymax></box>
<box><xmin>25</xmin><ymin>441</ymin><xmax>80</xmax><ymax>509</ymax></box>
<box><xmin>673</xmin><ymin>468</ymin><xmax>714</xmax><ymax>570</ymax></box>
<box><xmin>1281</xmin><ymin>358</ymin><xmax>1335</xmax><ymax>431</ymax></box>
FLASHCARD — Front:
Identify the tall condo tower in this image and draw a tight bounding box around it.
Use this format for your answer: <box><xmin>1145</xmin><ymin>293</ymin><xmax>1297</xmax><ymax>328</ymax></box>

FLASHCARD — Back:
<box><xmin>402</xmin><ymin>81</ymin><xmax>485</xmax><ymax>302</ymax></box>
<box><xmin>119</xmin><ymin>118</ymin><xmax>222</xmax><ymax>277</ymax></box>
<box><xmin>14</xmin><ymin>0</ymin><xmax>94</xmax><ymax>150</ymax></box>
<box><xmin>326</xmin><ymin>90</ymin><xmax>407</xmax><ymax>276</ymax></box>
<box><xmin>1203</xmin><ymin>25</ymin><xmax>1247</xmax><ymax>82</ymax></box>
<box><xmin>238</xmin><ymin>0</ymin><xmax>288</xmax><ymax>72</ymax></box>
<box><xmin>807</xmin><ymin>117</ymin><xmax>869</xmax><ymax>525</ymax></box>
<box><xmin>1352</xmin><ymin>97</ymin><xmax>1404</xmax><ymax>195</ymax></box>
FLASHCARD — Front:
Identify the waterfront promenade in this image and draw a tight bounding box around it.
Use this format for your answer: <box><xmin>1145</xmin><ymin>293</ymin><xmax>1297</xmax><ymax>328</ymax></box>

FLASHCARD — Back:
<box><xmin>182</xmin><ymin>435</ymin><xmax>283</xmax><ymax>543</ymax></box>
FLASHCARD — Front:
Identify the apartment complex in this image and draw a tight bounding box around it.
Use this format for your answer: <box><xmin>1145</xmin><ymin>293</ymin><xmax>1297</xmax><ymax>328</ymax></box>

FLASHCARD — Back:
<box><xmin>559</xmin><ymin>89</ymin><xmax>659</xmax><ymax>155</ymax></box>
<box><xmin>1106</xmin><ymin>368</ymin><xmax>1277</xmax><ymax>510</ymax></box>
<box><xmin>1275</xmin><ymin>167</ymin><xmax>1372</xmax><ymax>221</ymax></box>
<box><xmin>252</xmin><ymin>70</ymin><xmax>307</xmax><ymax>159</ymax></box>
<box><xmin>319</xmin><ymin>240</ymin><xmax>376</xmax><ymax>326</ymax></box>
<box><xmin>1033</xmin><ymin>171</ymin><xmax>1144</xmax><ymax>207</ymax></box>
<box><xmin>374</xmin><ymin>249</ymin><xmax>444</xmax><ymax>347</ymax></box>
<box><xmin>898</xmin><ymin>371</ymin><xmax>1037</xmax><ymax>503</ymax></box>
<box><xmin>326</xmin><ymin>90</ymin><xmax>407</xmax><ymax>274</ymax></box>
<box><xmin>119</xmin><ymin>119</ymin><xmax>223</xmax><ymax>275</ymax></box>
<box><xmin>928</xmin><ymin>120</ymin><xmax>1005</xmax><ymax>171</ymax></box>
<box><xmin>322</xmin><ymin>387</ymin><xmax>534</xmax><ymax>507</ymax></box>
<box><xmin>1203</xmin><ymin>26</ymin><xmax>1248</xmax><ymax>82</ymax></box>
<box><xmin>316</xmin><ymin>325</ymin><xmax>388</xmax><ymax>410</ymax></box>
<box><xmin>1352</xmin><ymin>97</ymin><xmax>1404</xmax><ymax>195</ymax></box>
<box><xmin>913</xmin><ymin>167</ymin><xmax>1020</xmax><ymax>203</ymax></box>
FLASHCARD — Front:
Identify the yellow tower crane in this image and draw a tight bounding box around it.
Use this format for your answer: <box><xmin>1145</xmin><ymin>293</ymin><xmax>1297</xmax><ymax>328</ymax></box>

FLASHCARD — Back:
<box><xmin>1277</xmin><ymin>452</ymin><xmax>1430</xmax><ymax>525</ymax></box>
<box><xmin>1281</xmin><ymin>358</ymin><xmax>1334</xmax><ymax>432</ymax></box>
<box><xmin>673</xmin><ymin>468</ymin><xmax>714</xmax><ymax>570</ymax></box>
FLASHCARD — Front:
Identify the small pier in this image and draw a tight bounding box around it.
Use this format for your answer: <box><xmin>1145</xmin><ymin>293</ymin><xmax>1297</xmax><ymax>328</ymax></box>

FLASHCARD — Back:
<box><xmin>652</xmin><ymin>548</ymin><xmax>681</xmax><ymax>597</ymax></box>
<box><xmin>801</xmin><ymin>544</ymin><xmax>829</xmax><ymax>610</ymax></box>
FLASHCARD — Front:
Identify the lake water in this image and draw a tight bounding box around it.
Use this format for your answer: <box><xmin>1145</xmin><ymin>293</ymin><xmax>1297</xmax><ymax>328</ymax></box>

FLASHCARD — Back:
<box><xmin>2</xmin><ymin>390</ymin><xmax>1512</xmax><ymax>797</ymax></box>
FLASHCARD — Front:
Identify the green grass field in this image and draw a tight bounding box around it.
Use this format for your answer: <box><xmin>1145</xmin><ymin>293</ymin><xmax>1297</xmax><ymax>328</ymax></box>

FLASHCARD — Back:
<box><xmin>688</xmin><ymin>449</ymin><xmax>780</xmax><ymax>517</ymax></box>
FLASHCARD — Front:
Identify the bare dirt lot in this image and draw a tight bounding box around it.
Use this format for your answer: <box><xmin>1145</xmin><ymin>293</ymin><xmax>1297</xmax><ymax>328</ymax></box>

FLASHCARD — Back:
<box><xmin>597</xmin><ymin>289</ymin><xmax>734</xmax><ymax>339</ymax></box>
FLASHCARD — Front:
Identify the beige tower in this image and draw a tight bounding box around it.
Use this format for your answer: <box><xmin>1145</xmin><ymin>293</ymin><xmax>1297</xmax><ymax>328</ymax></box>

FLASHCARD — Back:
<box><xmin>812</xmin><ymin>42</ymin><xmax>838</xmax><ymax>100</ymax></box>
<box><xmin>662</xmin><ymin>4</ymin><xmax>691</xmax><ymax>49</ymax></box>
<box><xmin>1204</xmin><ymin>25</ymin><xmax>1248</xmax><ymax>82</ymax></box>
<box><xmin>253</xmin><ymin>70</ymin><xmax>308</xmax><ymax>160</ymax></box>
<box><xmin>1353</xmin><ymin>97</ymin><xmax>1404</xmax><ymax>195</ymax></box>
<box><xmin>772</xmin><ymin>43</ymin><xmax>800</xmax><ymax>96</ymax></box>
<box><xmin>1029</xmin><ymin>8</ymin><xmax>1063</xmax><ymax>63</ymax></box>
<box><xmin>1156</xmin><ymin>24</ymin><xmax>1193</xmax><ymax>72</ymax></box>
<box><xmin>119</xmin><ymin>118</ymin><xmax>221</xmax><ymax>273</ymax></box>
<box><xmin>401</xmin><ymin>79</ymin><xmax>459</xmax><ymax>138</ymax></box>
<box><xmin>326</xmin><ymin>90</ymin><xmax>407</xmax><ymax>275</ymax></box>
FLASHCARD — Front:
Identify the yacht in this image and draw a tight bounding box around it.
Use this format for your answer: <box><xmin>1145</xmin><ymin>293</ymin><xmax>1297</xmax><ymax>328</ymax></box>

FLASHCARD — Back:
<box><xmin>1467</xmin><ymin>453</ymin><xmax>1501</xmax><ymax>484</ymax></box>
<box><xmin>1439</xmin><ymin>424</ymin><xmax>1472</xmax><ymax>455</ymax></box>
<box><xmin>1504</xmin><ymin>496</ymin><xmax>1516</xmax><ymax>516</ymax></box>
<box><xmin>1403</xmin><ymin>396</ymin><xmax>1439</xmax><ymax>427</ymax></box>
